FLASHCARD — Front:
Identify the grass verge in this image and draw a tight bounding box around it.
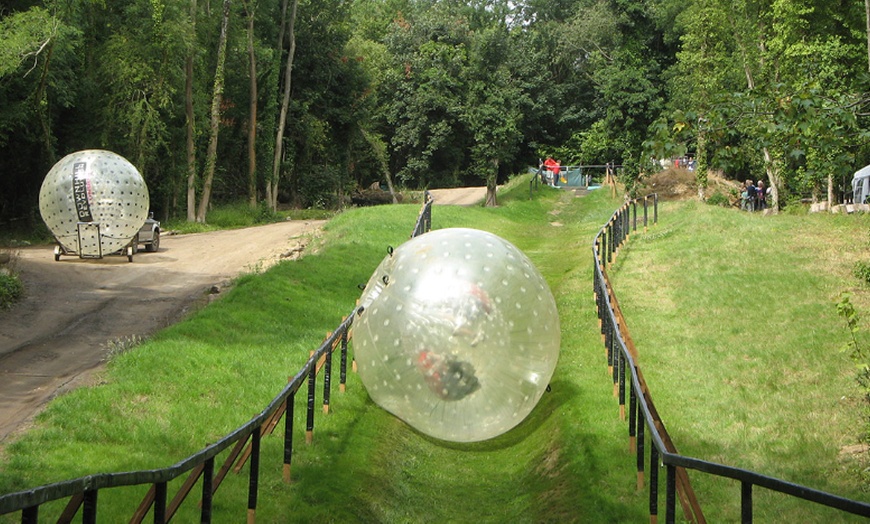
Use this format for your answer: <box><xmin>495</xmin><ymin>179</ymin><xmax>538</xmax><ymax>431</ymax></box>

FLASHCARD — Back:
<box><xmin>610</xmin><ymin>200</ymin><xmax>870</xmax><ymax>521</ymax></box>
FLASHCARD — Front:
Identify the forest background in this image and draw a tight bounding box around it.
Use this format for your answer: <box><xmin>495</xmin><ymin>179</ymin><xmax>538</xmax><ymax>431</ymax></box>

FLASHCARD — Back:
<box><xmin>2</xmin><ymin>0</ymin><xmax>870</xmax><ymax>226</ymax></box>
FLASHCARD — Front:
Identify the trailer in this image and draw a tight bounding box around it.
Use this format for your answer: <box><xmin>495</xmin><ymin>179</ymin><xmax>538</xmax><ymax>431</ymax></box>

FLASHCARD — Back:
<box><xmin>53</xmin><ymin>222</ymin><xmax>136</xmax><ymax>262</ymax></box>
<box><xmin>52</xmin><ymin>215</ymin><xmax>160</xmax><ymax>262</ymax></box>
<box><xmin>852</xmin><ymin>164</ymin><xmax>870</xmax><ymax>205</ymax></box>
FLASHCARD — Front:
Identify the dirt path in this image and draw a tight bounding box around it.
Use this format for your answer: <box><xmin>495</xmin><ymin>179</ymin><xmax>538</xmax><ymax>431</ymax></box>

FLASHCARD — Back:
<box><xmin>427</xmin><ymin>187</ymin><xmax>487</xmax><ymax>206</ymax></box>
<box><xmin>0</xmin><ymin>220</ymin><xmax>324</xmax><ymax>443</ymax></box>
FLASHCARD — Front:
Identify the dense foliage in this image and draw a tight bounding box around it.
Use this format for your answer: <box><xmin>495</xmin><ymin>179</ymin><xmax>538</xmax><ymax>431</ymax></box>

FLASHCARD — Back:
<box><xmin>2</xmin><ymin>0</ymin><xmax>870</xmax><ymax>224</ymax></box>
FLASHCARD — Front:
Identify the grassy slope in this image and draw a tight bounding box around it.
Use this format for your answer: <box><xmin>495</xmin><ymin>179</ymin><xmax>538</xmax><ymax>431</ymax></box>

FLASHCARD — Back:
<box><xmin>0</xmin><ymin>179</ymin><xmax>866</xmax><ymax>522</ymax></box>
<box><xmin>610</xmin><ymin>200</ymin><xmax>870</xmax><ymax>522</ymax></box>
<box><xmin>0</xmin><ymin>180</ymin><xmax>645</xmax><ymax>523</ymax></box>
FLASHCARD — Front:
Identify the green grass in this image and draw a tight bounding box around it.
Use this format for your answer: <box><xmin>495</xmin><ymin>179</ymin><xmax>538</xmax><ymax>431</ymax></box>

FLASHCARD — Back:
<box><xmin>161</xmin><ymin>201</ymin><xmax>337</xmax><ymax>234</ymax></box>
<box><xmin>0</xmin><ymin>273</ymin><xmax>23</xmax><ymax>310</ymax></box>
<box><xmin>610</xmin><ymin>200</ymin><xmax>870</xmax><ymax>522</ymax></box>
<box><xmin>1</xmin><ymin>180</ymin><xmax>869</xmax><ymax>522</ymax></box>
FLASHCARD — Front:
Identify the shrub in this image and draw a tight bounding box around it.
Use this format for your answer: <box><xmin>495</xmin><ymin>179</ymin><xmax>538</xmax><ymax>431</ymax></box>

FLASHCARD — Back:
<box><xmin>835</xmin><ymin>292</ymin><xmax>870</xmax><ymax>439</ymax></box>
<box><xmin>0</xmin><ymin>270</ymin><xmax>23</xmax><ymax>309</ymax></box>
<box><xmin>854</xmin><ymin>261</ymin><xmax>870</xmax><ymax>285</ymax></box>
<box><xmin>706</xmin><ymin>191</ymin><xmax>730</xmax><ymax>207</ymax></box>
<box><xmin>255</xmin><ymin>200</ymin><xmax>277</xmax><ymax>223</ymax></box>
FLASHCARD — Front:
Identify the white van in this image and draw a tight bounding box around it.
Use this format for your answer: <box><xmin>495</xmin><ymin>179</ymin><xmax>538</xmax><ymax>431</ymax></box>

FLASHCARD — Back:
<box><xmin>853</xmin><ymin>165</ymin><xmax>870</xmax><ymax>204</ymax></box>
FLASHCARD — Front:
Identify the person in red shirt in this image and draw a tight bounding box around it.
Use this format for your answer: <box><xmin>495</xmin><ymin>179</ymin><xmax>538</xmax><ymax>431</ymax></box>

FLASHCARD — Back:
<box><xmin>543</xmin><ymin>157</ymin><xmax>560</xmax><ymax>186</ymax></box>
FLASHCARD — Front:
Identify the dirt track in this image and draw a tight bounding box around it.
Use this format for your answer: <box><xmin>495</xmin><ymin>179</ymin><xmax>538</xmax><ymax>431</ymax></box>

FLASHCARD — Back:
<box><xmin>428</xmin><ymin>186</ymin><xmax>487</xmax><ymax>206</ymax></box>
<box><xmin>0</xmin><ymin>220</ymin><xmax>324</xmax><ymax>443</ymax></box>
<box><xmin>0</xmin><ymin>187</ymin><xmax>486</xmax><ymax>444</ymax></box>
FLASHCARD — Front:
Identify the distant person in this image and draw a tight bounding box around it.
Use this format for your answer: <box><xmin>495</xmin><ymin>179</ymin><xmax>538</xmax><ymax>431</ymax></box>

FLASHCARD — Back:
<box><xmin>543</xmin><ymin>157</ymin><xmax>558</xmax><ymax>186</ymax></box>
<box><xmin>744</xmin><ymin>179</ymin><xmax>757</xmax><ymax>211</ymax></box>
<box><xmin>756</xmin><ymin>180</ymin><xmax>766</xmax><ymax>210</ymax></box>
<box><xmin>552</xmin><ymin>159</ymin><xmax>561</xmax><ymax>187</ymax></box>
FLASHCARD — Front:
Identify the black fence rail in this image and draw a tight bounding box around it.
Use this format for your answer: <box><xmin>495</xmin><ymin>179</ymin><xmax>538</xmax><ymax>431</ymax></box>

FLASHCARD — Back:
<box><xmin>593</xmin><ymin>195</ymin><xmax>870</xmax><ymax>523</ymax></box>
<box><xmin>410</xmin><ymin>190</ymin><xmax>432</xmax><ymax>238</ymax></box>
<box><xmin>0</xmin><ymin>321</ymin><xmax>354</xmax><ymax>524</ymax></box>
<box><xmin>0</xmin><ymin>196</ymin><xmax>435</xmax><ymax>523</ymax></box>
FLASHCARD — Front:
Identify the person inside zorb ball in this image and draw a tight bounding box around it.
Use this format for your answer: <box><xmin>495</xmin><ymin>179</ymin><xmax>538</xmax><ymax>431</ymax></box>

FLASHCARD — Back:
<box><xmin>352</xmin><ymin>228</ymin><xmax>560</xmax><ymax>443</ymax></box>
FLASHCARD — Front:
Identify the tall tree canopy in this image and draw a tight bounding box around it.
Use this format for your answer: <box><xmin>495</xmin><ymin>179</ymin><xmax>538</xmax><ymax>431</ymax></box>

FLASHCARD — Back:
<box><xmin>1</xmin><ymin>0</ymin><xmax>870</xmax><ymax>224</ymax></box>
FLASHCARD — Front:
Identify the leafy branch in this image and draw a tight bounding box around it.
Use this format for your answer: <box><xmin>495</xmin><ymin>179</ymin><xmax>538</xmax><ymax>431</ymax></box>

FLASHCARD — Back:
<box><xmin>837</xmin><ymin>292</ymin><xmax>870</xmax><ymax>396</ymax></box>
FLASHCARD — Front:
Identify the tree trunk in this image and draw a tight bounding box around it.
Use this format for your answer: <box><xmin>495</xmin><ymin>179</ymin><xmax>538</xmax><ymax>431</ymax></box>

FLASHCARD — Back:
<box><xmin>695</xmin><ymin>121</ymin><xmax>707</xmax><ymax>201</ymax></box>
<box><xmin>763</xmin><ymin>147</ymin><xmax>781</xmax><ymax>212</ymax></box>
<box><xmin>485</xmin><ymin>159</ymin><xmax>498</xmax><ymax>207</ymax></box>
<box><xmin>360</xmin><ymin>128</ymin><xmax>397</xmax><ymax>203</ymax></box>
<box><xmin>244</xmin><ymin>1</ymin><xmax>258</xmax><ymax>208</ymax></box>
<box><xmin>33</xmin><ymin>39</ymin><xmax>56</xmax><ymax>165</ymax></box>
<box><xmin>384</xmin><ymin>166</ymin><xmax>398</xmax><ymax>204</ymax></box>
<box><xmin>827</xmin><ymin>172</ymin><xmax>834</xmax><ymax>211</ymax></box>
<box><xmin>278</xmin><ymin>0</ymin><xmax>289</xmax><ymax>54</ymax></box>
<box><xmin>195</xmin><ymin>0</ymin><xmax>231</xmax><ymax>223</ymax></box>
<box><xmin>185</xmin><ymin>0</ymin><xmax>198</xmax><ymax>222</ymax></box>
<box><xmin>865</xmin><ymin>0</ymin><xmax>870</xmax><ymax>72</ymax></box>
<box><xmin>270</xmin><ymin>0</ymin><xmax>299</xmax><ymax>212</ymax></box>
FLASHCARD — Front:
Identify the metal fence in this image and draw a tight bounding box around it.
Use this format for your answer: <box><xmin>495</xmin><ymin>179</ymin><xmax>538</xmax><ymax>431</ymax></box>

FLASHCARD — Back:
<box><xmin>410</xmin><ymin>191</ymin><xmax>432</xmax><ymax>238</ymax></box>
<box><xmin>0</xmin><ymin>195</ymin><xmax>435</xmax><ymax>523</ymax></box>
<box><xmin>593</xmin><ymin>194</ymin><xmax>870</xmax><ymax>522</ymax></box>
<box><xmin>0</xmin><ymin>319</ymin><xmax>355</xmax><ymax>523</ymax></box>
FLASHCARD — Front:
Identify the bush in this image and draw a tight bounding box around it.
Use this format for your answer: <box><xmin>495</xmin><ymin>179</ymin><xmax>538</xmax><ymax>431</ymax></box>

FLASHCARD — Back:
<box><xmin>0</xmin><ymin>270</ymin><xmax>23</xmax><ymax>309</ymax></box>
<box><xmin>706</xmin><ymin>191</ymin><xmax>730</xmax><ymax>207</ymax></box>
<box><xmin>854</xmin><ymin>261</ymin><xmax>870</xmax><ymax>285</ymax></box>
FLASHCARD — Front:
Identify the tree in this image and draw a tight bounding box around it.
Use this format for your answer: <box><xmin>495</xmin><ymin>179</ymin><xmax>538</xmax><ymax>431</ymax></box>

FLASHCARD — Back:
<box><xmin>464</xmin><ymin>25</ymin><xmax>523</xmax><ymax>207</ymax></box>
<box><xmin>380</xmin><ymin>8</ymin><xmax>472</xmax><ymax>188</ymax></box>
<box><xmin>195</xmin><ymin>0</ymin><xmax>231</xmax><ymax>223</ymax></box>
<box><xmin>242</xmin><ymin>0</ymin><xmax>258</xmax><ymax>208</ymax></box>
<box><xmin>654</xmin><ymin>0</ymin><xmax>867</xmax><ymax>211</ymax></box>
<box><xmin>185</xmin><ymin>0</ymin><xmax>198</xmax><ymax>222</ymax></box>
<box><xmin>268</xmin><ymin>0</ymin><xmax>298</xmax><ymax>212</ymax></box>
<box><xmin>0</xmin><ymin>5</ymin><xmax>81</xmax><ymax>223</ymax></box>
<box><xmin>0</xmin><ymin>8</ymin><xmax>57</xmax><ymax>79</ymax></box>
<box><xmin>102</xmin><ymin>0</ymin><xmax>188</xmax><ymax>194</ymax></box>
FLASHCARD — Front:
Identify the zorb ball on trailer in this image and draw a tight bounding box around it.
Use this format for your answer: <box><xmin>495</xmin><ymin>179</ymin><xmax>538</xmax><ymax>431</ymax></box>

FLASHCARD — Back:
<box><xmin>352</xmin><ymin>228</ymin><xmax>561</xmax><ymax>443</ymax></box>
<box><xmin>39</xmin><ymin>150</ymin><xmax>149</xmax><ymax>257</ymax></box>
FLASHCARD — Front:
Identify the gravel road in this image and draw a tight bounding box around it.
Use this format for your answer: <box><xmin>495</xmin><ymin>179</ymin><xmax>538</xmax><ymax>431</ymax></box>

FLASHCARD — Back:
<box><xmin>0</xmin><ymin>220</ymin><xmax>324</xmax><ymax>443</ymax></box>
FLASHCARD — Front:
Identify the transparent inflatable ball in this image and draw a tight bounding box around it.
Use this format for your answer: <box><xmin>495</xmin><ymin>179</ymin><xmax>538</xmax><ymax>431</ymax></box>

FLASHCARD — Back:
<box><xmin>353</xmin><ymin>228</ymin><xmax>561</xmax><ymax>443</ymax></box>
<box><xmin>39</xmin><ymin>150</ymin><xmax>149</xmax><ymax>256</ymax></box>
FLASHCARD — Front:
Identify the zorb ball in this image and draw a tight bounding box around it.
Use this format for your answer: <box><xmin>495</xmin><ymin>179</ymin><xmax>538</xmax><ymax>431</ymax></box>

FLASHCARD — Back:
<box><xmin>39</xmin><ymin>150</ymin><xmax>149</xmax><ymax>256</ymax></box>
<box><xmin>353</xmin><ymin>228</ymin><xmax>560</xmax><ymax>442</ymax></box>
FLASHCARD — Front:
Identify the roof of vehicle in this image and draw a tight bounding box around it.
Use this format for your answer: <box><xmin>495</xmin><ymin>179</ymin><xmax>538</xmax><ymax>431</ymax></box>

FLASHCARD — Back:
<box><xmin>853</xmin><ymin>164</ymin><xmax>870</xmax><ymax>182</ymax></box>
